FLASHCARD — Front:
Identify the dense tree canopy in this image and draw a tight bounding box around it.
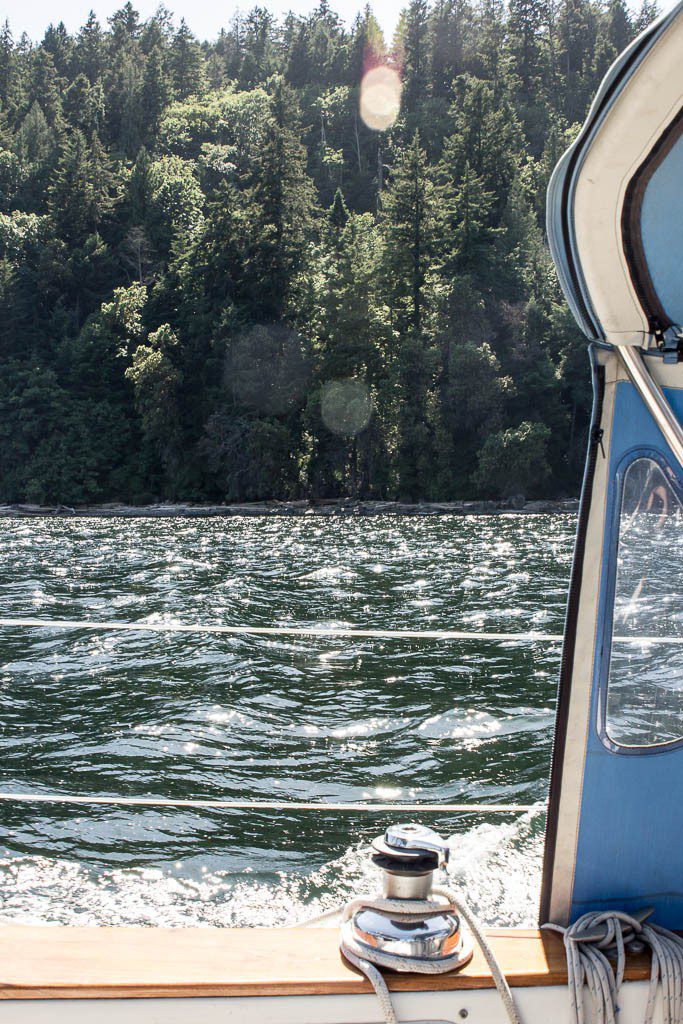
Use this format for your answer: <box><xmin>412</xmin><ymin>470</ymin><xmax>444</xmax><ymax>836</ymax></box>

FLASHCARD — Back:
<box><xmin>0</xmin><ymin>0</ymin><xmax>656</xmax><ymax>504</ymax></box>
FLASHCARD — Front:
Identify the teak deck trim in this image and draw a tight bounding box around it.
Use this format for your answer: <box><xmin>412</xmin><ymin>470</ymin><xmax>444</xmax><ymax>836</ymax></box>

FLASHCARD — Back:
<box><xmin>0</xmin><ymin>926</ymin><xmax>653</xmax><ymax>1000</ymax></box>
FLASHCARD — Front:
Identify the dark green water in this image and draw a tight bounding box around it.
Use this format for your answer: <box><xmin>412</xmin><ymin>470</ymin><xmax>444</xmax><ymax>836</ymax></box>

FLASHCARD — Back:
<box><xmin>0</xmin><ymin>514</ymin><xmax>574</xmax><ymax>926</ymax></box>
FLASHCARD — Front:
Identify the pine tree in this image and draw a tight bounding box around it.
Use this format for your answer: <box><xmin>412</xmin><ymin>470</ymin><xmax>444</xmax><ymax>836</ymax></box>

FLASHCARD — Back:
<box><xmin>126</xmin><ymin>323</ymin><xmax>184</xmax><ymax>486</ymax></box>
<box><xmin>15</xmin><ymin>101</ymin><xmax>57</xmax><ymax>170</ymax></box>
<box><xmin>105</xmin><ymin>48</ymin><xmax>144</xmax><ymax>156</ymax></box>
<box><xmin>442</xmin><ymin>76</ymin><xmax>523</xmax><ymax>217</ymax></box>
<box><xmin>26</xmin><ymin>50</ymin><xmax>64</xmax><ymax>132</ymax></box>
<box><xmin>239</xmin><ymin>8</ymin><xmax>276</xmax><ymax>89</ymax></box>
<box><xmin>251</xmin><ymin>76</ymin><xmax>317</xmax><ymax>319</ymax></box>
<box><xmin>63</xmin><ymin>73</ymin><xmax>104</xmax><ymax>137</ymax></box>
<box><xmin>347</xmin><ymin>5</ymin><xmax>385</xmax><ymax>87</ymax></box>
<box><xmin>171</xmin><ymin>19</ymin><xmax>205</xmax><ymax>99</ymax></box>
<box><xmin>0</xmin><ymin>21</ymin><xmax>16</xmax><ymax>114</ymax></box>
<box><xmin>217</xmin><ymin>14</ymin><xmax>244</xmax><ymax>82</ymax></box>
<box><xmin>470</xmin><ymin>0</ymin><xmax>507</xmax><ymax>87</ymax></box>
<box><xmin>556</xmin><ymin>0</ymin><xmax>600</xmax><ymax>124</ymax></box>
<box><xmin>605</xmin><ymin>0</ymin><xmax>632</xmax><ymax>54</ymax></box>
<box><xmin>380</xmin><ymin>132</ymin><xmax>439</xmax><ymax>498</ymax></box>
<box><xmin>429</xmin><ymin>0</ymin><xmax>468</xmax><ymax>101</ymax></box>
<box><xmin>140</xmin><ymin>6</ymin><xmax>174</xmax><ymax>53</ymax></box>
<box><xmin>438</xmin><ymin>160</ymin><xmax>500</xmax><ymax>284</ymax></box>
<box><xmin>634</xmin><ymin>0</ymin><xmax>660</xmax><ymax>33</ymax></box>
<box><xmin>47</xmin><ymin>130</ymin><xmax>117</xmax><ymax>244</ymax></box>
<box><xmin>507</xmin><ymin>0</ymin><xmax>551</xmax><ymax>151</ymax></box>
<box><xmin>381</xmin><ymin>132</ymin><xmax>437</xmax><ymax>337</ymax></box>
<box><xmin>141</xmin><ymin>45</ymin><xmax>172</xmax><ymax>141</ymax></box>
<box><xmin>108</xmin><ymin>2</ymin><xmax>141</xmax><ymax>46</ymax></box>
<box><xmin>42</xmin><ymin>22</ymin><xmax>74</xmax><ymax>81</ymax></box>
<box><xmin>304</xmin><ymin>195</ymin><xmax>389</xmax><ymax>497</ymax></box>
<box><xmin>399</xmin><ymin>0</ymin><xmax>430</xmax><ymax>130</ymax></box>
<box><xmin>76</xmin><ymin>12</ymin><xmax>105</xmax><ymax>84</ymax></box>
<box><xmin>330</xmin><ymin>186</ymin><xmax>349</xmax><ymax>231</ymax></box>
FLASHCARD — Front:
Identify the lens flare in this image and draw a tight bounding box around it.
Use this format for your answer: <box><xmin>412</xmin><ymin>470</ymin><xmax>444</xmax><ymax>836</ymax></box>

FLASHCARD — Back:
<box><xmin>321</xmin><ymin>379</ymin><xmax>373</xmax><ymax>437</ymax></box>
<box><xmin>225</xmin><ymin>324</ymin><xmax>312</xmax><ymax>415</ymax></box>
<box><xmin>360</xmin><ymin>65</ymin><xmax>402</xmax><ymax>132</ymax></box>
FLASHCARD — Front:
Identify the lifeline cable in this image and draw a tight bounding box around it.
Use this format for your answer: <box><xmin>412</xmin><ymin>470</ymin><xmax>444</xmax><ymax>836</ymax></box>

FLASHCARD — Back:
<box><xmin>543</xmin><ymin>910</ymin><xmax>683</xmax><ymax>1024</ymax></box>
<box><xmin>0</xmin><ymin>791</ymin><xmax>536</xmax><ymax>814</ymax></box>
<box><xmin>0</xmin><ymin>616</ymin><xmax>563</xmax><ymax>642</ymax></box>
<box><xmin>0</xmin><ymin>616</ymin><xmax>678</xmax><ymax>645</ymax></box>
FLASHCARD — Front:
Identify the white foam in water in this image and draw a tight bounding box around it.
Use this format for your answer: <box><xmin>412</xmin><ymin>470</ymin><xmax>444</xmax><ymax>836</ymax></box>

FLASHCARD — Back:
<box><xmin>0</xmin><ymin>807</ymin><xmax>544</xmax><ymax>928</ymax></box>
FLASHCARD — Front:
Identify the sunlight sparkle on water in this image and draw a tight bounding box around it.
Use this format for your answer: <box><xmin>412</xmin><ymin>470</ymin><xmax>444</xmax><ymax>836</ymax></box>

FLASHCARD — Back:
<box><xmin>0</xmin><ymin>514</ymin><xmax>576</xmax><ymax>927</ymax></box>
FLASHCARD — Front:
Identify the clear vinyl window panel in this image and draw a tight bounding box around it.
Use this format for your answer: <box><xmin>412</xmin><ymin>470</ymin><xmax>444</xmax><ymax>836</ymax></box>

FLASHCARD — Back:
<box><xmin>606</xmin><ymin>456</ymin><xmax>683</xmax><ymax>748</ymax></box>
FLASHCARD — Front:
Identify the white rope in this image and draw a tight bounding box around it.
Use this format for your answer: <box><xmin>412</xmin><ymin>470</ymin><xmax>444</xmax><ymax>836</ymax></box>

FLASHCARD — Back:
<box><xmin>339</xmin><ymin>883</ymin><xmax>521</xmax><ymax>1024</ymax></box>
<box><xmin>0</xmin><ymin>791</ymin><xmax>534</xmax><ymax>813</ymax></box>
<box><xmin>0</xmin><ymin>616</ymin><xmax>564</xmax><ymax>642</ymax></box>
<box><xmin>543</xmin><ymin>911</ymin><xmax>683</xmax><ymax>1024</ymax></box>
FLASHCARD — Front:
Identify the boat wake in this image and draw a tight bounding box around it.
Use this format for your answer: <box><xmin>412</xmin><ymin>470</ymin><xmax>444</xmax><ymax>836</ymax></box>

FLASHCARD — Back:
<box><xmin>0</xmin><ymin>806</ymin><xmax>544</xmax><ymax>928</ymax></box>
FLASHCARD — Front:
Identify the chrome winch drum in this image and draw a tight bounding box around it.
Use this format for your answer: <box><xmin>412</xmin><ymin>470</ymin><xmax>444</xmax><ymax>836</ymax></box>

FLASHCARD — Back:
<box><xmin>348</xmin><ymin>823</ymin><xmax>473</xmax><ymax>967</ymax></box>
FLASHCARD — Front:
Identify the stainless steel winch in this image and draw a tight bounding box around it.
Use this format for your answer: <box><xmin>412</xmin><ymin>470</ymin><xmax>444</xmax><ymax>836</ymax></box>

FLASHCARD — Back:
<box><xmin>348</xmin><ymin>823</ymin><xmax>473</xmax><ymax>965</ymax></box>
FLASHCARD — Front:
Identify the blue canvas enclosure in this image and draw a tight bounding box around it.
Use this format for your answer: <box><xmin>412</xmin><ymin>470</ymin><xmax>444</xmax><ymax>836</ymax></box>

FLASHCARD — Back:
<box><xmin>570</xmin><ymin>371</ymin><xmax>683</xmax><ymax>928</ymax></box>
<box><xmin>541</xmin><ymin>1</ymin><xmax>683</xmax><ymax>927</ymax></box>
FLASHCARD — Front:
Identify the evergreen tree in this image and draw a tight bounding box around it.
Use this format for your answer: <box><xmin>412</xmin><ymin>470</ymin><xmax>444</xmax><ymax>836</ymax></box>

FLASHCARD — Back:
<box><xmin>63</xmin><ymin>73</ymin><xmax>104</xmax><ymax>137</ymax></box>
<box><xmin>76</xmin><ymin>12</ymin><xmax>105</xmax><ymax>84</ymax></box>
<box><xmin>15</xmin><ymin>101</ymin><xmax>54</xmax><ymax>166</ymax></box>
<box><xmin>0</xmin><ymin>0</ymin><xmax>638</xmax><ymax>504</ymax></box>
<box><xmin>108</xmin><ymin>2</ymin><xmax>141</xmax><ymax>45</ymax></box>
<box><xmin>239</xmin><ymin>7</ymin><xmax>276</xmax><ymax>89</ymax></box>
<box><xmin>507</xmin><ymin>0</ymin><xmax>551</xmax><ymax>151</ymax></box>
<box><xmin>398</xmin><ymin>0</ymin><xmax>430</xmax><ymax>131</ymax></box>
<box><xmin>251</xmin><ymin>76</ymin><xmax>317</xmax><ymax>319</ymax></box>
<box><xmin>171</xmin><ymin>19</ymin><xmax>205</xmax><ymax>99</ymax></box>
<box><xmin>381</xmin><ymin>131</ymin><xmax>437</xmax><ymax>337</ymax></box>
<box><xmin>42</xmin><ymin>22</ymin><xmax>74</xmax><ymax>81</ymax></box>
<box><xmin>380</xmin><ymin>132</ymin><xmax>440</xmax><ymax>497</ymax></box>
<box><xmin>556</xmin><ymin>0</ymin><xmax>600</xmax><ymax>124</ymax></box>
<box><xmin>634</xmin><ymin>0</ymin><xmax>660</xmax><ymax>33</ymax></box>
<box><xmin>429</xmin><ymin>0</ymin><xmax>468</xmax><ymax>101</ymax></box>
<box><xmin>438</xmin><ymin>161</ymin><xmax>500</xmax><ymax>285</ymax></box>
<box><xmin>26</xmin><ymin>50</ymin><xmax>65</xmax><ymax>131</ymax></box>
<box><xmin>0</xmin><ymin>21</ymin><xmax>16</xmax><ymax>113</ymax></box>
<box><xmin>47</xmin><ymin>129</ymin><xmax>117</xmax><ymax>245</ymax></box>
<box><xmin>141</xmin><ymin>45</ymin><xmax>172</xmax><ymax>141</ymax></box>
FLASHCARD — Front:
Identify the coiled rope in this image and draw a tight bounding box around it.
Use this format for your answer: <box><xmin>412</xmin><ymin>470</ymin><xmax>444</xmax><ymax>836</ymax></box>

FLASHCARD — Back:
<box><xmin>543</xmin><ymin>911</ymin><xmax>683</xmax><ymax>1024</ymax></box>
<box><xmin>339</xmin><ymin>883</ymin><xmax>521</xmax><ymax>1024</ymax></box>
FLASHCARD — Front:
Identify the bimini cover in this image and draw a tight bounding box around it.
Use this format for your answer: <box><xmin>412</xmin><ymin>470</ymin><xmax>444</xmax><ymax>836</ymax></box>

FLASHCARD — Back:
<box><xmin>547</xmin><ymin>0</ymin><xmax>683</xmax><ymax>346</ymax></box>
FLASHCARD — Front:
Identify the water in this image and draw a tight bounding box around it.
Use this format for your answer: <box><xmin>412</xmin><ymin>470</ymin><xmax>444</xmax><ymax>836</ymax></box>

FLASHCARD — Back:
<box><xmin>0</xmin><ymin>514</ymin><xmax>575</xmax><ymax>927</ymax></box>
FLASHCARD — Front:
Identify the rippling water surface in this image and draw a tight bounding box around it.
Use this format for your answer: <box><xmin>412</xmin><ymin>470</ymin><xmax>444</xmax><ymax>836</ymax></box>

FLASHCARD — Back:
<box><xmin>0</xmin><ymin>514</ymin><xmax>575</xmax><ymax>927</ymax></box>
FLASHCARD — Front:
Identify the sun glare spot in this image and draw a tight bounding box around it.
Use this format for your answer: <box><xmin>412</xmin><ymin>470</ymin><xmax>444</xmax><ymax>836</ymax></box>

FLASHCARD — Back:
<box><xmin>321</xmin><ymin>378</ymin><xmax>373</xmax><ymax>436</ymax></box>
<box><xmin>360</xmin><ymin>65</ymin><xmax>402</xmax><ymax>132</ymax></box>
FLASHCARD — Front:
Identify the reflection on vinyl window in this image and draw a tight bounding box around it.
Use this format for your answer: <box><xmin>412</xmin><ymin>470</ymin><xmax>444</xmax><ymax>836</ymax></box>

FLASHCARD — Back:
<box><xmin>606</xmin><ymin>457</ymin><xmax>683</xmax><ymax>748</ymax></box>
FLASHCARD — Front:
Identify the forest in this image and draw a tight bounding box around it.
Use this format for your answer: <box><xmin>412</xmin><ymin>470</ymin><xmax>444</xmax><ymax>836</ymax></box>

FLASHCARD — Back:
<box><xmin>0</xmin><ymin>0</ymin><xmax>657</xmax><ymax>504</ymax></box>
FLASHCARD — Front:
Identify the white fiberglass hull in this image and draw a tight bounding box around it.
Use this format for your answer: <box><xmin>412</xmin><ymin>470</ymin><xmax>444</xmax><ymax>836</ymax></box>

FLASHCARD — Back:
<box><xmin>0</xmin><ymin>983</ymin><xmax>670</xmax><ymax>1024</ymax></box>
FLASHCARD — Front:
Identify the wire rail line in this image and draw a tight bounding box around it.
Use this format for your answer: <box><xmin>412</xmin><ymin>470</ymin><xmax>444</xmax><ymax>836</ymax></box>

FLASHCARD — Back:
<box><xmin>0</xmin><ymin>616</ymin><xmax>680</xmax><ymax>644</ymax></box>
<box><xmin>0</xmin><ymin>792</ymin><xmax>536</xmax><ymax>814</ymax></box>
<box><xmin>0</xmin><ymin>616</ymin><xmax>565</xmax><ymax>642</ymax></box>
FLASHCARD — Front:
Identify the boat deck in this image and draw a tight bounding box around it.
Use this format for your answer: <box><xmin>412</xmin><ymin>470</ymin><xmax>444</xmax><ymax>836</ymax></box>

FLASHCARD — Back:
<box><xmin>0</xmin><ymin>926</ymin><xmax>653</xmax><ymax>999</ymax></box>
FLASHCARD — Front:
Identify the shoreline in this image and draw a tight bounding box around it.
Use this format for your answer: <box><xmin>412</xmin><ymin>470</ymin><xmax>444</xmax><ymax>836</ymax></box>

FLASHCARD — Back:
<box><xmin>0</xmin><ymin>498</ymin><xmax>580</xmax><ymax>518</ymax></box>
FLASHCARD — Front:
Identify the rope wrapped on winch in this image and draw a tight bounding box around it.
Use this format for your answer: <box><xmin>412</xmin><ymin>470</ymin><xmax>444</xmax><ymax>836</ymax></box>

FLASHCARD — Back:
<box><xmin>340</xmin><ymin>886</ymin><xmax>522</xmax><ymax>1024</ymax></box>
<box><xmin>338</xmin><ymin>822</ymin><xmax>523</xmax><ymax>1024</ymax></box>
<box><xmin>543</xmin><ymin>910</ymin><xmax>683</xmax><ymax>1024</ymax></box>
